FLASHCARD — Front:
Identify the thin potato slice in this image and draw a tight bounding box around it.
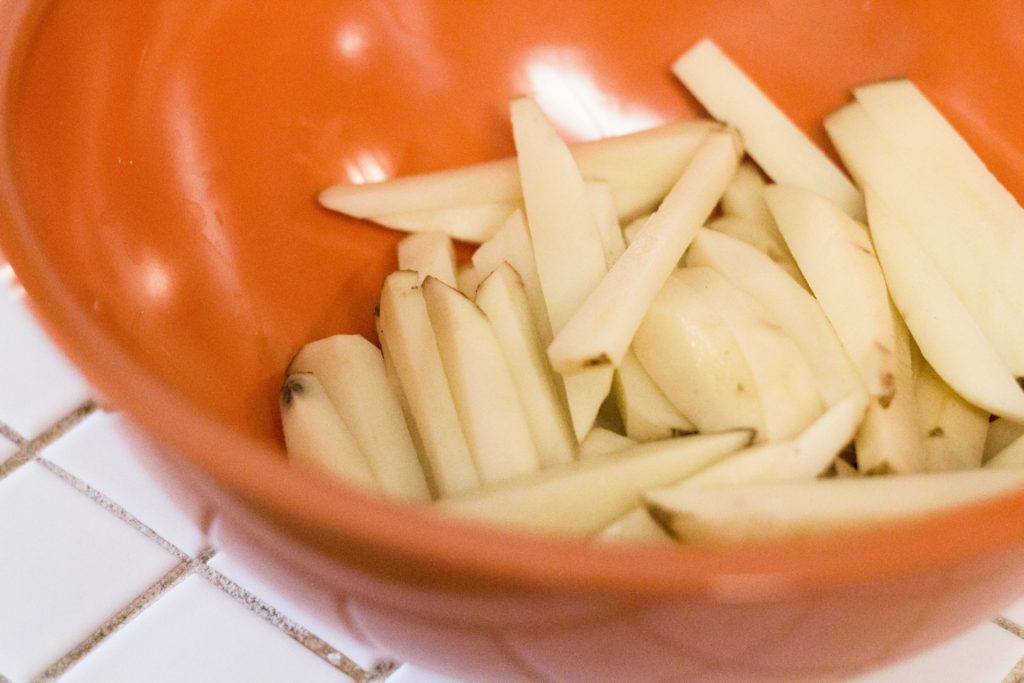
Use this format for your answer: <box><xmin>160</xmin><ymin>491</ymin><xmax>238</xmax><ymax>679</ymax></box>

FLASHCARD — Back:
<box><xmin>765</xmin><ymin>184</ymin><xmax>896</xmax><ymax>404</ymax></box>
<box><xmin>546</xmin><ymin>130</ymin><xmax>739</xmax><ymax>374</ymax></box>
<box><xmin>288</xmin><ymin>336</ymin><xmax>431</xmax><ymax>501</ymax></box>
<box><xmin>864</xmin><ymin>188</ymin><xmax>1024</xmax><ymax>422</ymax></box>
<box><xmin>913</xmin><ymin>348</ymin><xmax>988</xmax><ymax>471</ymax></box>
<box><xmin>672</xmin><ymin>39</ymin><xmax>863</xmax><ymax>219</ymax></box>
<box><xmin>648</xmin><ymin>468</ymin><xmax>1024</xmax><ymax>544</ymax></box>
<box><xmin>320</xmin><ymin>119</ymin><xmax>713</xmax><ymax>242</ymax></box>
<box><xmin>423</xmin><ymin>276</ymin><xmax>541</xmax><ymax>483</ymax></box>
<box><xmin>279</xmin><ymin>373</ymin><xmax>377</xmax><ymax>490</ymax></box>
<box><xmin>437</xmin><ymin>430</ymin><xmax>752</xmax><ymax>536</ymax></box>
<box><xmin>396</xmin><ymin>231</ymin><xmax>458</xmax><ymax>287</ymax></box>
<box><xmin>613</xmin><ymin>349</ymin><xmax>697</xmax><ymax>442</ymax></box>
<box><xmin>378</xmin><ymin>271</ymin><xmax>480</xmax><ymax>495</ymax></box>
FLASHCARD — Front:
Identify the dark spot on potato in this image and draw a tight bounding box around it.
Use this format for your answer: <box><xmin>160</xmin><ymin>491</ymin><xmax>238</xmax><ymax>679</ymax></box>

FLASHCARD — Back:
<box><xmin>670</xmin><ymin>428</ymin><xmax>698</xmax><ymax>438</ymax></box>
<box><xmin>736</xmin><ymin>382</ymin><xmax>745</xmax><ymax>393</ymax></box>
<box><xmin>584</xmin><ymin>354</ymin><xmax>611</xmax><ymax>368</ymax></box>
<box><xmin>928</xmin><ymin>426</ymin><xmax>945</xmax><ymax>438</ymax></box>
<box><xmin>279</xmin><ymin>377</ymin><xmax>306</xmax><ymax>407</ymax></box>
<box><xmin>372</xmin><ymin>304</ymin><xmax>380</xmax><ymax>317</ymax></box>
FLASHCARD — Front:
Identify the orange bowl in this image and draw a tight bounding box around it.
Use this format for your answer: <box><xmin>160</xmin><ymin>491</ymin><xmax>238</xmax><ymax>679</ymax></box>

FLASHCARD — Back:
<box><xmin>4</xmin><ymin>1</ymin><xmax>1024</xmax><ymax>680</ymax></box>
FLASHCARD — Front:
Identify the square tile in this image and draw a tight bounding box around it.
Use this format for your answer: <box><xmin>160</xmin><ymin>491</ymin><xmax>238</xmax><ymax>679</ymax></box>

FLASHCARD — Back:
<box><xmin>206</xmin><ymin>550</ymin><xmax>391</xmax><ymax>673</ymax></box>
<box><xmin>0</xmin><ymin>286</ymin><xmax>91</xmax><ymax>438</ymax></box>
<box><xmin>849</xmin><ymin>621</ymin><xmax>1024</xmax><ymax>683</ymax></box>
<box><xmin>0</xmin><ymin>462</ymin><xmax>179</xmax><ymax>681</ymax></box>
<box><xmin>43</xmin><ymin>411</ymin><xmax>210</xmax><ymax>557</ymax></box>
<box><xmin>62</xmin><ymin>574</ymin><xmax>350</xmax><ymax>683</ymax></box>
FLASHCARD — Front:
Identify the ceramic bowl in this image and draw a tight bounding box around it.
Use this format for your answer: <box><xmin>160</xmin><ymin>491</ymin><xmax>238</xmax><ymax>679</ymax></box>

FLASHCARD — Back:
<box><xmin>3</xmin><ymin>1</ymin><xmax>1024</xmax><ymax>680</ymax></box>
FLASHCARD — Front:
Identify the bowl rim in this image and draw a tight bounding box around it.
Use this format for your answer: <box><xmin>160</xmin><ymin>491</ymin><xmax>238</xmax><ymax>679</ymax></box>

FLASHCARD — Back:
<box><xmin>4</xmin><ymin>0</ymin><xmax>1024</xmax><ymax>600</ymax></box>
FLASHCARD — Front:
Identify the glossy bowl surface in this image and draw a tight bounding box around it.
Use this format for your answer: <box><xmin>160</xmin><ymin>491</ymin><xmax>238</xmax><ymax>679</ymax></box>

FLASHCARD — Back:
<box><xmin>4</xmin><ymin>1</ymin><xmax>1024</xmax><ymax>679</ymax></box>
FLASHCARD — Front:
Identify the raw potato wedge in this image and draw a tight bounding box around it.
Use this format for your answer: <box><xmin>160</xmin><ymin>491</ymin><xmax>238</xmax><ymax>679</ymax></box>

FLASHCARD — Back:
<box><xmin>853</xmin><ymin>304</ymin><xmax>926</xmax><ymax>474</ymax></box>
<box><xmin>511</xmin><ymin>96</ymin><xmax>613</xmax><ymax>438</ymax></box>
<box><xmin>319</xmin><ymin>119</ymin><xmax>713</xmax><ymax>242</ymax></box>
<box><xmin>422</xmin><ymin>276</ymin><xmax>542</xmax><ymax>483</ymax></box>
<box><xmin>578</xmin><ymin>427</ymin><xmax>636</xmax><ymax>459</ymax></box>
<box><xmin>685</xmin><ymin>228</ymin><xmax>862</xmax><ymax>407</ymax></box>
<box><xmin>672</xmin><ymin>38</ymin><xmax>863</xmax><ymax>220</ymax></box>
<box><xmin>475</xmin><ymin>264</ymin><xmax>576</xmax><ymax>467</ymax></box>
<box><xmin>984</xmin><ymin>420</ymin><xmax>1024</xmax><ymax>463</ymax></box>
<box><xmin>614</xmin><ymin>349</ymin><xmax>697</xmax><ymax>442</ymax></box>
<box><xmin>648</xmin><ymin>468</ymin><xmax>1024</xmax><ymax>544</ymax></box>
<box><xmin>288</xmin><ymin>336</ymin><xmax>431</xmax><ymax>502</ymax></box>
<box><xmin>913</xmin><ymin>347</ymin><xmax>988</xmax><ymax>471</ymax></box>
<box><xmin>378</xmin><ymin>271</ymin><xmax>480</xmax><ymax>496</ymax></box>
<box><xmin>720</xmin><ymin>159</ymin><xmax>774</xmax><ymax>224</ymax></box>
<box><xmin>864</xmin><ymin>189</ymin><xmax>1024</xmax><ymax>422</ymax></box>
<box><xmin>825</xmin><ymin>102</ymin><xmax>1024</xmax><ymax>376</ymax></box>
<box><xmin>279</xmin><ymin>373</ymin><xmax>377</xmax><ymax>490</ymax></box>
<box><xmin>634</xmin><ymin>272</ymin><xmax>763</xmax><ymax>436</ymax></box>
<box><xmin>673</xmin><ymin>267</ymin><xmax>823</xmax><ymax>442</ymax></box>
<box><xmin>854</xmin><ymin>79</ymin><xmax>1024</xmax><ymax>367</ymax></box>
<box><xmin>765</xmin><ymin>183</ymin><xmax>896</xmax><ymax>404</ymax></box>
<box><xmin>546</xmin><ymin>130</ymin><xmax>739</xmax><ymax>374</ymax></box>
<box><xmin>396</xmin><ymin>231</ymin><xmax>458</xmax><ymax>287</ymax></box>
<box><xmin>436</xmin><ymin>430</ymin><xmax>752</xmax><ymax>536</ymax></box>
<box><xmin>987</xmin><ymin>436</ymin><xmax>1024</xmax><ymax>469</ymax></box>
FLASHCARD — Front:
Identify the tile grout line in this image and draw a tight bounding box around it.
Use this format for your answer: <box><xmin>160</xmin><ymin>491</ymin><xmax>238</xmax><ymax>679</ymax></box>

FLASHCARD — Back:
<box><xmin>30</xmin><ymin>552</ymin><xmax>215</xmax><ymax>683</ymax></box>
<box><xmin>0</xmin><ymin>401</ymin><xmax>96</xmax><ymax>481</ymax></box>
<box><xmin>34</xmin><ymin>456</ymin><xmax>191</xmax><ymax>562</ymax></box>
<box><xmin>996</xmin><ymin>616</ymin><xmax>1024</xmax><ymax>641</ymax></box>
<box><xmin>0</xmin><ymin>418</ymin><xmax>26</xmax><ymax>446</ymax></box>
<box><xmin>194</xmin><ymin>561</ymin><xmax>390</xmax><ymax>683</ymax></box>
<box><xmin>1002</xmin><ymin>654</ymin><xmax>1024</xmax><ymax>683</ymax></box>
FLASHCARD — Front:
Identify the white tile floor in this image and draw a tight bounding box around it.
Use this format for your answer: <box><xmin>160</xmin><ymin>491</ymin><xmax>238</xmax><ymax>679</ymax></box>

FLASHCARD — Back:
<box><xmin>2</xmin><ymin>266</ymin><xmax>1024</xmax><ymax>683</ymax></box>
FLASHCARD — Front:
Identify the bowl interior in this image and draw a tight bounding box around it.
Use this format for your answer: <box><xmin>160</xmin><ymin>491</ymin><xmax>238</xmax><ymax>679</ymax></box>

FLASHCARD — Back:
<box><xmin>4</xmin><ymin>0</ymin><xmax>1024</xmax><ymax>587</ymax></box>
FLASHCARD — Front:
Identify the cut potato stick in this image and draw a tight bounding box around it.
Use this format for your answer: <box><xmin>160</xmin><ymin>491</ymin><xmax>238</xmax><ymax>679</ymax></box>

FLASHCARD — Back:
<box><xmin>666</xmin><ymin>392</ymin><xmax>864</xmax><ymax>490</ymax></box>
<box><xmin>378</xmin><ymin>271</ymin><xmax>479</xmax><ymax>495</ymax></box>
<box><xmin>546</xmin><ymin>130</ymin><xmax>740</xmax><ymax>373</ymax></box>
<box><xmin>279</xmin><ymin>373</ymin><xmax>377</xmax><ymax>490</ymax></box>
<box><xmin>685</xmin><ymin>228</ymin><xmax>862</xmax><ymax>407</ymax></box>
<box><xmin>913</xmin><ymin>348</ymin><xmax>988</xmax><ymax>471</ymax></box>
<box><xmin>648</xmin><ymin>468</ymin><xmax>1024</xmax><ymax>544</ymax></box>
<box><xmin>586</xmin><ymin>180</ymin><xmax>627</xmax><ymax>268</ymax></box>
<box><xmin>672</xmin><ymin>39</ymin><xmax>863</xmax><ymax>220</ymax></box>
<box><xmin>511</xmin><ymin>96</ymin><xmax>614</xmax><ymax>437</ymax></box>
<box><xmin>288</xmin><ymin>336</ymin><xmax>431</xmax><ymax>502</ymax></box>
<box><xmin>706</xmin><ymin>214</ymin><xmax>807</xmax><ymax>288</ymax></box>
<box><xmin>396</xmin><ymin>231</ymin><xmax>458</xmax><ymax>287</ymax></box>
<box><xmin>673</xmin><ymin>267</ymin><xmax>823</xmax><ymax>442</ymax></box>
<box><xmin>853</xmin><ymin>303</ymin><xmax>926</xmax><ymax>474</ymax></box>
<box><xmin>471</xmin><ymin>210</ymin><xmax>552</xmax><ymax>344</ymax></box>
<box><xmin>423</xmin><ymin>276</ymin><xmax>541</xmax><ymax>483</ymax></box>
<box><xmin>320</xmin><ymin>119</ymin><xmax>713</xmax><ymax>240</ymax></box>
<box><xmin>437</xmin><ymin>430</ymin><xmax>752</xmax><ymax>536</ymax></box>
<box><xmin>987</xmin><ymin>435</ymin><xmax>1024</xmax><ymax>469</ymax></box>
<box><xmin>597</xmin><ymin>508</ymin><xmax>674</xmax><ymax>545</ymax></box>
<box><xmin>864</xmin><ymin>189</ymin><xmax>1024</xmax><ymax>422</ymax></box>
<box><xmin>634</xmin><ymin>272</ymin><xmax>763</xmax><ymax>436</ymax></box>
<box><xmin>825</xmin><ymin>102</ymin><xmax>1024</xmax><ymax>376</ymax></box>
<box><xmin>984</xmin><ymin>420</ymin><xmax>1024</xmax><ymax>464</ymax></box>
<box><xmin>578</xmin><ymin>427</ymin><xmax>636</xmax><ymax>459</ymax></box>
<box><xmin>613</xmin><ymin>349</ymin><xmax>697</xmax><ymax>442</ymax></box>
<box><xmin>766</xmin><ymin>184</ymin><xmax>896</xmax><ymax>404</ymax></box>
<box><xmin>854</xmin><ymin>79</ymin><xmax>1024</xmax><ymax>313</ymax></box>
<box><xmin>376</xmin><ymin>313</ymin><xmax>435</xmax><ymax>497</ymax></box>
<box><xmin>475</xmin><ymin>264</ymin><xmax>576</xmax><ymax>467</ymax></box>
